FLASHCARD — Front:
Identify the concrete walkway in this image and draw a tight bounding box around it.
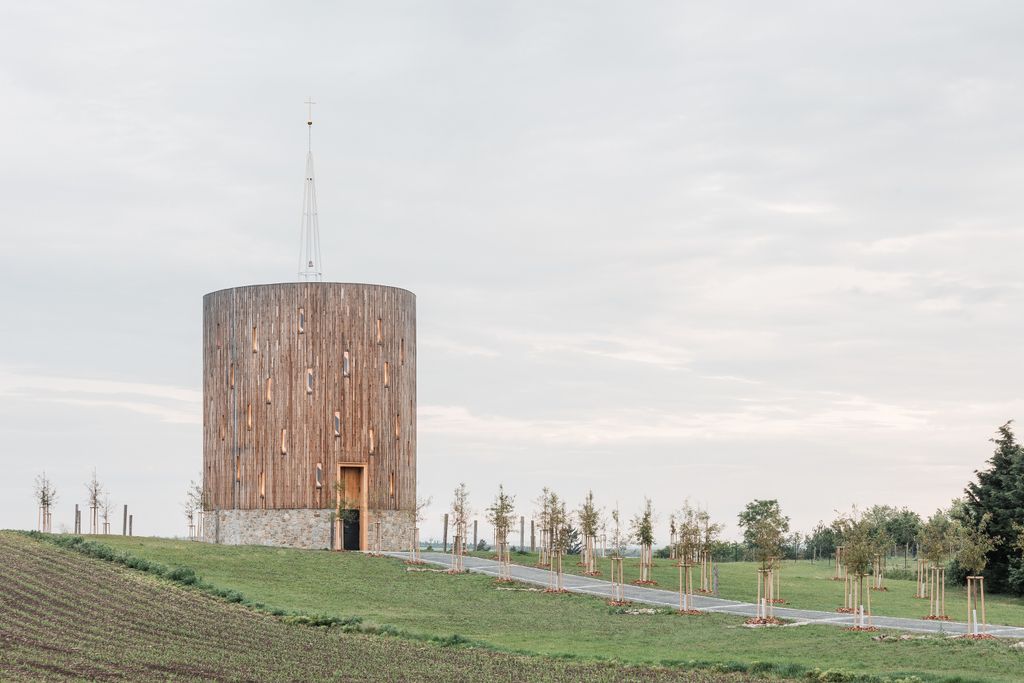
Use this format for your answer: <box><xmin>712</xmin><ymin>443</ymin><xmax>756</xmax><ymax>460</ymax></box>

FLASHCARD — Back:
<box><xmin>386</xmin><ymin>551</ymin><xmax>1024</xmax><ymax>639</ymax></box>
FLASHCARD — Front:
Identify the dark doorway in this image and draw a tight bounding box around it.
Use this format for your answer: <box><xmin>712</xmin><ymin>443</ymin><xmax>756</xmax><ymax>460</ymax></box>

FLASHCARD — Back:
<box><xmin>342</xmin><ymin>509</ymin><xmax>360</xmax><ymax>551</ymax></box>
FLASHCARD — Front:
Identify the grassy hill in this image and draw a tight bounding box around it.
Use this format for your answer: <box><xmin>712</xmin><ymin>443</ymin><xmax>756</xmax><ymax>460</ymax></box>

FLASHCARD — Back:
<box><xmin>76</xmin><ymin>534</ymin><xmax>1024</xmax><ymax>683</ymax></box>
<box><xmin>0</xmin><ymin>531</ymin><xmax>774</xmax><ymax>682</ymax></box>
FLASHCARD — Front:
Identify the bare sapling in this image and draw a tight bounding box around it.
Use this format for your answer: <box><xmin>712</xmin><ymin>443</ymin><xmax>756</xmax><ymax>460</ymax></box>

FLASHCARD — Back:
<box><xmin>668</xmin><ymin>514</ymin><xmax>677</xmax><ymax>561</ymax></box>
<box><xmin>607</xmin><ymin>504</ymin><xmax>630</xmax><ymax>605</ymax></box>
<box><xmin>100</xmin><ymin>496</ymin><xmax>112</xmax><ymax>535</ymax></box>
<box><xmin>534</xmin><ymin>487</ymin><xmax>552</xmax><ymax>568</ymax></box>
<box><xmin>449</xmin><ymin>482</ymin><xmax>470</xmax><ymax>573</ymax></box>
<box><xmin>85</xmin><ymin>469</ymin><xmax>103</xmax><ymax>535</ymax></box>
<box><xmin>578</xmin><ymin>490</ymin><xmax>601</xmax><ymax>576</ymax></box>
<box><xmin>408</xmin><ymin>496</ymin><xmax>431</xmax><ymax>564</ymax></box>
<box><xmin>487</xmin><ymin>485</ymin><xmax>515</xmax><ymax>583</ymax></box>
<box><xmin>631</xmin><ymin>498</ymin><xmax>656</xmax><ymax>585</ymax></box>
<box><xmin>545</xmin><ymin>493</ymin><xmax>569</xmax><ymax>593</ymax></box>
<box><xmin>186</xmin><ymin>476</ymin><xmax>205</xmax><ymax>540</ymax></box>
<box><xmin>34</xmin><ymin>472</ymin><xmax>57</xmax><ymax>533</ymax></box>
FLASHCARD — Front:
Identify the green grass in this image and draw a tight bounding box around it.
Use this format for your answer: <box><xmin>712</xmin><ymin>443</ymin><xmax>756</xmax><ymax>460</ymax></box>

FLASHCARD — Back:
<box><xmin>0</xmin><ymin>532</ymin><xmax>769</xmax><ymax>683</ymax></box>
<box><xmin>469</xmin><ymin>550</ymin><xmax>1024</xmax><ymax>627</ymax></box>
<box><xmin>89</xmin><ymin>535</ymin><xmax>1024</xmax><ymax>683</ymax></box>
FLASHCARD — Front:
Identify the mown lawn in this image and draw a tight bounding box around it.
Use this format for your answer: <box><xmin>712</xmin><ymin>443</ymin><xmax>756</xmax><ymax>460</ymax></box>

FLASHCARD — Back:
<box><xmin>94</xmin><ymin>535</ymin><xmax>1024</xmax><ymax>683</ymax></box>
<box><xmin>467</xmin><ymin>549</ymin><xmax>1024</xmax><ymax>627</ymax></box>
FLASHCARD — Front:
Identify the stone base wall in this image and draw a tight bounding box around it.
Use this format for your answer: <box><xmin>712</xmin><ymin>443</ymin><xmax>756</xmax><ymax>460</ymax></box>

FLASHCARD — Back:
<box><xmin>370</xmin><ymin>509</ymin><xmax>415</xmax><ymax>552</ymax></box>
<box><xmin>201</xmin><ymin>508</ymin><xmax>413</xmax><ymax>551</ymax></box>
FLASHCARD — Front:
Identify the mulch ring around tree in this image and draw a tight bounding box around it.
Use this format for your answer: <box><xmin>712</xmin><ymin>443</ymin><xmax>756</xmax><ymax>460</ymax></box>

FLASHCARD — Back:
<box><xmin>767</xmin><ymin>598</ymin><xmax>787</xmax><ymax>605</ymax></box>
<box><xmin>958</xmin><ymin>633</ymin><xmax>996</xmax><ymax>640</ymax></box>
<box><xmin>543</xmin><ymin>588</ymin><xmax>570</xmax><ymax>594</ymax></box>
<box><xmin>743</xmin><ymin>617</ymin><xmax>784</xmax><ymax>627</ymax></box>
<box><xmin>606</xmin><ymin>600</ymin><xmax>632</xmax><ymax>607</ymax></box>
<box><xmin>845</xmin><ymin>626</ymin><xmax>879</xmax><ymax>632</ymax></box>
<box><xmin>676</xmin><ymin>609</ymin><xmax>703</xmax><ymax>616</ymax></box>
<box><xmin>924</xmin><ymin>615</ymin><xmax>952</xmax><ymax>621</ymax></box>
<box><xmin>631</xmin><ymin>580</ymin><xmax>658</xmax><ymax>586</ymax></box>
<box><xmin>836</xmin><ymin>607</ymin><xmax>856</xmax><ymax>614</ymax></box>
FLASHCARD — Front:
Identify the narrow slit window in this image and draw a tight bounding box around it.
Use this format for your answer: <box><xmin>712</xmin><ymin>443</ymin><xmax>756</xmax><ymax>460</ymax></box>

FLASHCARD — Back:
<box><xmin>306</xmin><ymin>368</ymin><xmax>314</xmax><ymax>394</ymax></box>
<box><xmin>394</xmin><ymin>414</ymin><xmax>400</xmax><ymax>438</ymax></box>
<box><xmin>376</xmin><ymin>318</ymin><xmax>383</xmax><ymax>344</ymax></box>
<box><xmin>229</xmin><ymin>363</ymin><xmax>235</xmax><ymax>389</ymax></box>
<box><xmin>298</xmin><ymin>307</ymin><xmax>305</xmax><ymax>334</ymax></box>
<box><xmin>315</xmin><ymin>462</ymin><xmax>323</xmax><ymax>489</ymax></box>
<box><xmin>246</xmin><ymin>403</ymin><xmax>253</xmax><ymax>430</ymax></box>
<box><xmin>342</xmin><ymin>351</ymin><xmax>351</xmax><ymax>378</ymax></box>
<box><xmin>400</xmin><ymin>338</ymin><xmax>405</xmax><ymax>365</ymax></box>
<box><xmin>280</xmin><ymin>428</ymin><xmax>287</xmax><ymax>455</ymax></box>
<box><xmin>259</xmin><ymin>471</ymin><xmax>266</xmax><ymax>498</ymax></box>
<box><xmin>216</xmin><ymin>324</ymin><xmax>222</xmax><ymax>350</ymax></box>
<box><xmin>383</xmin><ymin>362</ymin><xmax>390</xmax><ymax>388</ymax></box>
<box><xmin>265</xmin><ymin>377</ymin><xmax>273</xmax><ymax>404</ymax></box>
<box><xmin>389</xmin><ymin>471</ymin><xmax>395</xmax><ymax>498</ymax></box>
<box><xmin>235</xmin><ymin>455</ymin><xmax>240</xmax><ymax>482</ymax></box>
<box><xmin>369</xmin><ymin>428</ymin><xmax>375</xmax><ymax>454</ymax></box>
<box><xmin>333</xmin><ymin>411</ymin><xmax>341</xmax><ymax>437</ymax></box>
<box><xmin>252</xmin><ymin>325</ymin><xmax>258</xmax><ymax>354</ymax></box>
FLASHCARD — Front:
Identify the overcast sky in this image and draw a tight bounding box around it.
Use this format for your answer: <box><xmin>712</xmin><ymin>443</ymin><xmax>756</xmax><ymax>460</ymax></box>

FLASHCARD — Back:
<box><xmin>2</xmin><ymin>2</ymin><xmax>1022</xmax><ymax>543</ymax></box>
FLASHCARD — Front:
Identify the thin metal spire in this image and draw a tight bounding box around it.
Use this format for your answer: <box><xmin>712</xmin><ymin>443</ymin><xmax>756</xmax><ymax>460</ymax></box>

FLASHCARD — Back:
<box><xmin>298</xmin><ymin>97</ymin><xmax>323</xmax><ymax>281</ymax></box>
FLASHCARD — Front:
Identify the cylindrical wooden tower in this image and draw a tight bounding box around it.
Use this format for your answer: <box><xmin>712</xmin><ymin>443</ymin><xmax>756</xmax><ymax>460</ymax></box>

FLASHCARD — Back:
<box><xmin>201</xmin><ymin>282</ymin><xmax>415</xmax><ymax>551</ymax></box>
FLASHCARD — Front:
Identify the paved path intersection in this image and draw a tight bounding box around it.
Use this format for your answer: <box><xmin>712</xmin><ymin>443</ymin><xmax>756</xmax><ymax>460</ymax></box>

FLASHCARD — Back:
<box><xmin>385</xmin><ymin>551</ymin><xmax>1024</xmax><ymax>639</ymax></box>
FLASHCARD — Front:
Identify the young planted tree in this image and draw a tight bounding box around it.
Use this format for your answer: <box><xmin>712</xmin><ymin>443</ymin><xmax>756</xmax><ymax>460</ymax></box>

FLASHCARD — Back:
<box><xmin>738</xmin><ymin>499</ymin><xmax>789</xmax><ymax>624</ymax></box>
<box><xmin>33</xmin><ymin>472</ymin><xmax>57</xmax><ymax>533</ymax></box>
<box><xmin>99</xmin><ymin>497</ymin><xmax>112</xmax><ymax>532</ymax></box>
<box><xmin>832</xmin><ymin>509</ymin><xmax>877</xmax><ymax>629</ymax></box>
<box><xmin>668</xmin><ymin>514</ymin><xmax>678</xmax><ymax>561</ymax></box>
<box><xmin>85</xmin><ymin>469</ymin><xmax>103</xmax><ymax>535</ymax></box>
<box><xmin>186</xmin><ymin>476</ymin><xmax>205</xmax><ymax>540</ymax></box>
<box><xmin>578</xmin><ymin>491</ymin><xmax>601</xmax><ymax>576</ymax></box>
<box><xmin>487</xmin><ymin>485</ymin><xmax>515</xmax><ymax>582</ymax></box>
<box><xmin>631</xmin><ymin>498</ymin><xmax>656</xmax><ymax>585</ymax></box>
<box><xmin>674</xmin><ymin>502</ymin><xmax>701</xmax><ymax>613</ymax></box>
<box><xmin>534</xmin><ymin>487</ymin><xmax>552</xmax><ymax>568</ymax></box>
<box><xmin>608</xmin><ymin>503</ymin><xmax>630</xmax><ymax>604</ymax></box>
<box><xmin>408</xmin><ymin>496</ymin><xmax>431</xmax><ymax>564</ymax></box>
<box><xmin>450</xmin><ymin>483</ymin><xmax>471</xmax><ymax>573</ymax></box>
<box><xmin>546</xmin><ymin>493</ymin><xmax>569</xmax><ymax>592</ymax></box>
<box><xmin>919</xmin><ymin>509</ymin><xmax>955</xmax><ymax>619</ymax></box>
<box><xmin>956</xmin><ymin>512</ymin><xmax>998</xmax><ymax>637</ymax></box>
<box><xmin>698</xmin><ymin>508</ymin><xmax>722</xmax><ymax>593</ymax></box>
<box><xmin>184</xmin><ymin>497</ymin><xmax>196</xmax><ymax>540</ymax></box>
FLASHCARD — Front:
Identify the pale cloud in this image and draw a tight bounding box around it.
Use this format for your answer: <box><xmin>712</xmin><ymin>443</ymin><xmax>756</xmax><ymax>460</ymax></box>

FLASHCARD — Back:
<box><xmin>0</xmin><ymin>368</ymin><xmax>201</xmax><ymax>425</ymax></box>
<box><xmin>420</xmin><ymin>335</ymin><xmax>501</xmax><ymax>358</ymax></box>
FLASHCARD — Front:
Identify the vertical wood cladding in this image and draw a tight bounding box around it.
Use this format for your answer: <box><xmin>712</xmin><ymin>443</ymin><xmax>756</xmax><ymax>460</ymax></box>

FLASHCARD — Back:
<box><xmin>203</xmin><ymin>283</ymin><xmax>416</xmax><ymax>515</ymax></box>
